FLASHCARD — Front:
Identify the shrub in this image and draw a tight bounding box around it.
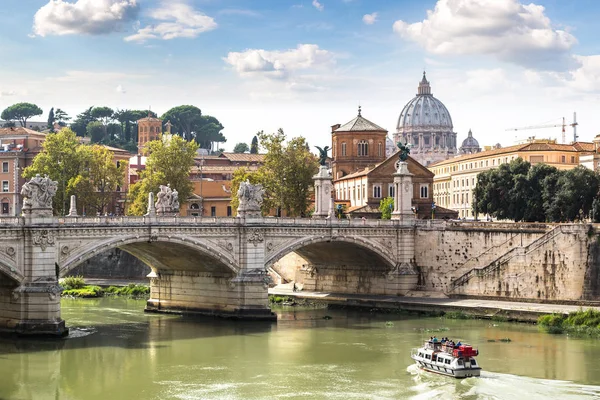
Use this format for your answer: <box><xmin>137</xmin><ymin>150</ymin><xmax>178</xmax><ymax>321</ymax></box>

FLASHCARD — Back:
<box><xmin>62</xmin><ymin>285</ymin><xmax>103</xmax><ymax>298</ymax></box>
<box><xmin>61</xmin><ymin>276</ymin><xmax>86</xmax><ymax>290</ymax></box>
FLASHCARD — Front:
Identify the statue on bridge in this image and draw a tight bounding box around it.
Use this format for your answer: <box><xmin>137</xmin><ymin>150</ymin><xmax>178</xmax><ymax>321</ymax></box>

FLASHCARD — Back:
<box><xmin>315</xmin><ymin>146</ymin><xmax>330</xmax><ymax>166</ymax></box>
<box><xmin>155</xmin><ymin>184</ymin><xmax>180</xmax><ymax>215</ymax></box>
<box><xmin>237</xmin><ymin>180</ymin><xmax>264</xmax><ymax>218</ymax></box>
<box><xmin>397</xmin><ymin>141</ymin><xmax>411</xmax><ymax>162</ymax></box>
<box><xmin>21</xmin><ymin>174</ymin><xmax>58</xmax><ymax>216</ymax></box>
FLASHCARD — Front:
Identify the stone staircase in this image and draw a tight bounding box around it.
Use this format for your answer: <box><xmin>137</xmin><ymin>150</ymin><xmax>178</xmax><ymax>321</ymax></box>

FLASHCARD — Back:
<box><xmin>448</xmin><ymin>225</ymin><xmax>566</xmax><ymax>292</ymax></box>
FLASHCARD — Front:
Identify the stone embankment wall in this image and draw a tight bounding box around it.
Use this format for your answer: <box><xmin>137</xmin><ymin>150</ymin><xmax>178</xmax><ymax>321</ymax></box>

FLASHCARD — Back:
<box><xmin>416</xmin><ymin>223</ymin><xmax>600</xmax><ymax>302</ymax></box>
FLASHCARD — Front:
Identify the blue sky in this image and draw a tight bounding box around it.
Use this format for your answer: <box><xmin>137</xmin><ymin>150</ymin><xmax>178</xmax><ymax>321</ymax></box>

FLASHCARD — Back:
<box><xmin>2</xmin><ymin>0</ymin><xmax>600</xmax><ymax>150</ymax></box>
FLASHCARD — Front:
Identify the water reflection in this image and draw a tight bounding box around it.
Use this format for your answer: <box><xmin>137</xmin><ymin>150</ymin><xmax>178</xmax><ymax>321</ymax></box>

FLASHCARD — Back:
<box><xmin>0</xmin><ymin>298</ymin><xmax>600</xmax><ymax>399</ymax></box>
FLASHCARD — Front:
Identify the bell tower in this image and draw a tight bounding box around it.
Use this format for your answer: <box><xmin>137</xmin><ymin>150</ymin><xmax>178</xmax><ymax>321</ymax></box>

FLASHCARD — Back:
<box><xmin>137</xmin><ymin>112</ymin><xmax>162</xmax><ymax>154</ymax></box>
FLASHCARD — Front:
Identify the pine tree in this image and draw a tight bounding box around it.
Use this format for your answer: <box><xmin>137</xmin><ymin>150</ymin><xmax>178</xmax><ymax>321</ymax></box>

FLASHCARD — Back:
<box><xmin>250</xmin><ymin>135</ymin><xmax>259</xmax><ymax>154</ymax></box>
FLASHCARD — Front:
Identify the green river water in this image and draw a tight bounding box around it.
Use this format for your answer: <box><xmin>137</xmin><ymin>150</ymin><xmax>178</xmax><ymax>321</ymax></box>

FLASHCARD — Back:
<box><xmin>1</xmin><ymin>298</ymin><xmax>600</xmax><ymax>400</ymax></box>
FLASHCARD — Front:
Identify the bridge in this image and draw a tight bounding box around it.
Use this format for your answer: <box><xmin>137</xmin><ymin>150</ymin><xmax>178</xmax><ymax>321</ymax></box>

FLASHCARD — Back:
<box><xmin>0</xmin><ymin>214</ymin><xmax>419</xmax><ymax>336</ymax></box>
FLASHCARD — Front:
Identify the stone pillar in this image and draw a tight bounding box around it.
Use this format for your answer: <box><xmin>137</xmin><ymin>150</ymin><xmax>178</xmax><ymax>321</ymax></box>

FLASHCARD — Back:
<box><xmin>67</xmin><ymin>195</ymin><xmax>77</xmax><ymax>217</ymax></box>
<box><xmin>145</xmin><ymin>192</ymin><xmax>156</xmax><ymax>216</ymax></box>
<box><xmin>391</xmin><ymin>161</ymin><xmax>415</xmax><ymax>222</ymax></box>
<box><xmin>312</xmin><ymin>166</ymin><xmax>332</xmax><ymax>218</ymax></box>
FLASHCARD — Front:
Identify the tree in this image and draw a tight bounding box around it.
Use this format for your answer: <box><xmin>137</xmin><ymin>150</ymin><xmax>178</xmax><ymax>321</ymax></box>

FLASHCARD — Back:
<box><xmin>23</xmin><ymin>128</ymin><xmax>82</xmax><ymax>214</ymax></box>
<box><xmin>231</xmin><ymin>129</ymin><xmax>318</xmax><ymax>217</ymax></box>
<box><xmin>71</xmin><ymin>107</ymin><xmax>96</xmax><ymax>137</ymax></box>
<box><xmin>379</xmin><ymin>197</ymin><xmax>394</xmax><ymax>219</ymax></box>
<box><xmin>196</xmin><ymin>115</ymin><xmax>226</xmax><ymax>150</ymax></box>
<box><xmin>233</xmin><ymin>143</ymin><xmax>249</xmax><ymax>153</ymax></box>
<box><xmin>47</xmin><ymin>107</ymin><xmax>55</xmax><ymax>132</ymax></box>
<box><xmin>250</xmin><ymin>135</ymin><xmax>259</xmax><ymax>154</ymax></box>
<box><xmin>127</xmin><ymin>135</ymin><xmax>198</xmax><ymax>215</ymax></box>
<box><xmin>546</xmin><ymin>166</ymin><xmax>600</xmax><ymax>222</ymax></box>
<box><xmin>87</xmin><ymin>121</ymin><xmax>105</xmax><ymax>143</ymax></box>
<box><xmin>1</xmin><ymin>103</ymin><xmax>43</xmax><ymax>127</ymax></box>
<box><xmin>54</xmin><ymin>108</ymin><xmax>70</xmax><ymax>126</ymax></box>
<box><xmin>91</xmin><ymin>106</ymin><xmax>114</xmax><ymax>138</ymax></box>
<box><xmin>161</xmin><ymin>105</ymin><xmax>203</xmax><ymax>142</ymax></box>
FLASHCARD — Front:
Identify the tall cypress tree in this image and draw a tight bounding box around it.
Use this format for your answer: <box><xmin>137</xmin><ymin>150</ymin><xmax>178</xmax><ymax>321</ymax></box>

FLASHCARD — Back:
<box><xmin>47</xmin><ymin>107</ymin><xmax>55</xmax><ymax>132</ymax></box>
<box><xmin>250</xmin><ymin>135</ymin><xmax>259</xmax><ymax>154</ymax></box>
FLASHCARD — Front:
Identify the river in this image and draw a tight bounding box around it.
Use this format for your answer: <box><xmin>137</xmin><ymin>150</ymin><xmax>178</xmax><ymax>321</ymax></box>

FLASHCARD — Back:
<box><xmin>1</xmin><ymin>298</ymin><xmax>600</xmax><ymax>399</ymax></box>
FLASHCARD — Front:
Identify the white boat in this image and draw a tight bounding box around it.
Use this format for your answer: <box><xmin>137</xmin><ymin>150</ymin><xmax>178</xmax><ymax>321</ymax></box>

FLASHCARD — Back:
<box><xmin>411</xmin><ymin>340</ymin><xmax>481</xmax><ymax>378</ymax></box>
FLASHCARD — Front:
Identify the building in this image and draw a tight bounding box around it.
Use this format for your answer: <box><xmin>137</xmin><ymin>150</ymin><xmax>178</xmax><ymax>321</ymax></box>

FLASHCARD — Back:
<box><xmin>0</xmin><ymin>127</ymin><xmax>46</xmax><ymax>216</ymax></box>
<box><xmin>395</xmin><ymin>73</ymin><xmax>457</xmax><ymax>166</ymax></box>
<box><xmin>459</xmin><ymin>129</ymin><xmax>482</xmax><ymax>154</ymax></box>
<box><xmin>331</xmin><ymin>109</ymin><xmax>457</xmax><ymax>219</ymax></box>
<box><xmin>137</xmin><ymin>114</ymin><xmax>163</xmax><ymax>154</ymax></box>
<box><xmin>429</xmin><ymin>139</ymin><xmax>595</xmax><ymax>219</ymax></box>
<box><xmin>579</xmin><ymin>134</ymin><xmax>600</xmax><ymax>172</ymax></box>
<box><xmin>331</xmin><ymin>107</ymin><xmax>388</xmax><ymax>179</ymax></box>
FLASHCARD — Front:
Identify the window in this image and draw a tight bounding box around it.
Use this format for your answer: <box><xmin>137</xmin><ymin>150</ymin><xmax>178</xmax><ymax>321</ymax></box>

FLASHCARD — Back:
<box><xmin>2</xmin><ymin>162</ymin><xmax>8</xmax><ymax>173</ymax></box>
<box><xmin>1</xmin><ymin>202</ymin><xmax>7</xmax><ymax>214</ymax></box>
<box><xmin>227</xmin><ymin>206</ymin><xmax>232</xmax><ymax>217</ymax></box>
<box><xmin>373</xmin><ymin>185</ymin><xmax>381</xmax><ymax>198</ymax></box>
<box><xmin>414</xmin><ymin>137</ymin><xmax>419</xmax><ymax>146</ymax></box>
<box><xmin>1</xmin><ymin>181</ymin><xmax>8</xmax><ymax>192</ymax></box>
<box><xmin>424</xmin><ymin>137</ymin><xmax>430</xmax><ymax>145</ymax></box>
<box><xmin>420</xmin><ymin>184</ymin><xmax>428</xmax><ymax>198</ymax></box>
<box><xmin>561</xmin><ymin>155</ymin><xmax>566</xmax><ymax>163</ymax></box>
<box><xmin>362</xmin><ymin>185</ymin><xmax>366</xmax><ymax>199</ymax></box>
<box><xmin>210</xmin><ymin>206</ymin><xmax>216</xmax><ymax>217</ymax></box>
<box><xmin>341</xmin><ymin>142</ymin><xmax>347</xmax><ymax>156</ymax></box>
<box><xmin>530</xmin><ymin>155</ymin><xmax>544</xmax><ymax>163</ymax></box>
<box><xmin>378</xmin><ymin>142</ymin><xmax>383</xmax><ymax>157</ymax></box>
<box><xmin>357</xmin><ymin>140</ymin><xmax>368</xmax><ymax>156</ymax></box>
<box><xmin>389</xmin><ymin>184</ymin><xmax>395</xmax><ymax>198</ymax></box>
<box><xmin>571</xmin><ymin>156</ymin><xmax>575</xmax><ymax>163</ymax></box>
<box><xmin>150</xmin><ymin>126</ymin><xmax>154</xmax><ymax>133</ymax></box>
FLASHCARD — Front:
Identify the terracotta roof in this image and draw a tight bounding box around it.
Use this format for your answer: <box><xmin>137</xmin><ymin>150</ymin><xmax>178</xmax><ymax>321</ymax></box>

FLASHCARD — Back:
<box><xmin>219</xmin><ymin>153</ymin><xmax>266</xmax><ymax>162</ymax></box>
<box><xmin>137</xmin><ymin>116</ymin><xmax>162</xmax><ymax>122</ymax></box>
<box><xmin>428</xmin><ymin>141</ymin><xmax>594</xmax><ymax>167</ymax></box>
<box><xmin>100</xmin><ymin>145</ymin><xmax>133</xmax><ymax>155</ymax></box>
<box><xmin>0</xmin><ymin>127</ymin><xmax>47</xmax><ymax>137</ymax></box>
<box><xmin>334</xmin><ymin>115</ymin><xmax>387</xmax><ymax>133</ymax></box>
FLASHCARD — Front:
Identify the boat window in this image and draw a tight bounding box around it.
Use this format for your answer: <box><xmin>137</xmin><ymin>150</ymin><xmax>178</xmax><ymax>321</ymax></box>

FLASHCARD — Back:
<box><xmin>457</xmin><ymin>360</ymin><xmax>463</xmax><ymax>366</ymax></box>
<box><xmin>445</xmin><ymin>359</ymin><xmax>451</xmax><ymax>365</ymax></box>
<box><xmin>425</xmin><ymin>354</ymin><xmax>431</xmax><ymax>360</ymax></box>
<box><xmin>419</xmin><ymin>353</ymin><xmax>423</xmax><ymax>357</ymax></box>
<box><xmin>471</xmin><ymin>359</ymin><xmax>477</xmax><ymax>366</ymax></box>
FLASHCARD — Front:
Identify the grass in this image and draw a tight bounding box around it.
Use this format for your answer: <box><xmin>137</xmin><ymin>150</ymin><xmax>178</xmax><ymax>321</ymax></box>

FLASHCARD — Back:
<box><xmin>60</xmin><ymin>277</ymin><xmax>150</xmax><ymax>299</ymax></box>
<box><xmin>538</xmin><ymin>309</ymin><xmax>600</xmax><ymax>337</ymax></box>
<box><xmin>443</xmin><ymin>311</ymin><xmax>472</xmax><ymax>320</ymax></box>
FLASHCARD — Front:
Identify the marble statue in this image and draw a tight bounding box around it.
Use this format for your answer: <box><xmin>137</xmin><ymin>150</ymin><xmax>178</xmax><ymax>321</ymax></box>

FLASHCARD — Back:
<box><xmin>237</xmin><ymin>180</ymin><xmax>264</xmax><ymax>217</ymax></box>
<box><xmin>21</xmin><ymin>174</ymin><xmax>58</xmax><ymax>210</ymax></box>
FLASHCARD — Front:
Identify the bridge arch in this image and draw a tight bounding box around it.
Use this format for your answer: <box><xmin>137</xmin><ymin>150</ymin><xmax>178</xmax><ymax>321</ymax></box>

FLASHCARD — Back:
<box><xmin>60</xmin><ymin>235</ymin><xmax>240</xmax><ymax>277</ymax></box>
<box><xmin>0</xmin><ymin>252</ymin><xmax>23</xmax><ymax>284</ymax></box>
<box><xmin>265</xmin><ymin>235</ymin><xmax>396</xmax><ymax>270</ymax></box>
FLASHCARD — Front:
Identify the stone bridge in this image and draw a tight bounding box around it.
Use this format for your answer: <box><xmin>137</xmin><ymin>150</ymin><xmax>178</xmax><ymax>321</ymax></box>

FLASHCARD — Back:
<box><xmin>0</xmin><ymin>215</ymin><xmax>418</xmax><ymax>336</ymax></box>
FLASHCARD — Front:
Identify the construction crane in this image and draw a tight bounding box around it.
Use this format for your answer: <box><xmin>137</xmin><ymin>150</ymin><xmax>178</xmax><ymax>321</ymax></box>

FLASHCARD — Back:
<box><xmin>505</xmin><ymin>112</ymin><xmax>578</xmax><ymax>144</ymax></box>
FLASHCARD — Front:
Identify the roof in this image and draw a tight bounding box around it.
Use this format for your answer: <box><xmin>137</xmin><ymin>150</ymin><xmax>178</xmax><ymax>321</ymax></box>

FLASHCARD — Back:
<box><xmin>336</xmin><ymin>151</ymin><xmax>433</xmax><ymax>182</ymax></box>
<box><xmin>0</xmin><ymin>127</ymin><xmax>47</xmax><ymax>137</ymax></box>
<box><xmin>100</xmin><ymin>145</ymin><xmax>133</xmax><ymax>156</ymax></box>
<box><xmin>219</xmin><ymin>153</ymin><xmax>266</xmax><ymax>162</ymax></box>
<box><xmin>429</xmin><ymin>141</ymin><xmax>594</xmax><ymax>167</ymax></box>
<box><xmin>334</xmin><ymin>109</ymin><xmax>387</xmax><ymax>133</ymax></box>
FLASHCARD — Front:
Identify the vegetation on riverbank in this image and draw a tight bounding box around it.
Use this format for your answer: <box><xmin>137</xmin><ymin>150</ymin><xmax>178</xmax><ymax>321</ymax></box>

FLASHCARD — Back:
<box><xmin>538</xmin><ymin>309</ymin><xmax>600</xmax><ymax>336</ymax></box>
<box><xmin>60</xmin><ymin>276</ymin><xmax>150</xmax><ymax>298</ymax></box>
<box><xmin>268</xmin><ymin>294</ymin><xmax>325</xmax><ymax>307</ymax></box>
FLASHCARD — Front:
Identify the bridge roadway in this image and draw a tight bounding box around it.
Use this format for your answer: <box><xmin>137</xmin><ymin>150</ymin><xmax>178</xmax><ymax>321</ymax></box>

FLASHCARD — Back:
<box><xmin>0</xmin><ymin>215</ymin><xmax>419</xmax><ymax>336</ymax></box>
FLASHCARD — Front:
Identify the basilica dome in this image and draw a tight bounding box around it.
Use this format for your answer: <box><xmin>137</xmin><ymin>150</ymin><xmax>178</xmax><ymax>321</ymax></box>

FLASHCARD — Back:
<box><xmin>394</xmin><ymin>73</ymin><xmax>457</xmax><ymax>166</ymax></box>
<box><xmin>460</xmin><ymin>129</ymin><xmax>481</xmax><ymax>154</ymax></box>
<box><xmin>396</xmin><ymin>73</ymin><xmax>453</xmax><ymax>131</ymax></box>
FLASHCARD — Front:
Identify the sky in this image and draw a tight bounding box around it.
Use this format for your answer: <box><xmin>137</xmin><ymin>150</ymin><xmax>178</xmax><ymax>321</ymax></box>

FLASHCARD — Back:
<box><xmin>1</xmin><ymin>0</ymin><xmax>600</xmax><ymax>151</ymax></box>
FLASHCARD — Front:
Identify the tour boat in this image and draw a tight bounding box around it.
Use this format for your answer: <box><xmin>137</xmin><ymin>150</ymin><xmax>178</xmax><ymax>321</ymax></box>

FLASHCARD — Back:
<box><xmin>410</xmin><ymin>339</ymin><xmax>481</xmax><ymax>378</ymax></box>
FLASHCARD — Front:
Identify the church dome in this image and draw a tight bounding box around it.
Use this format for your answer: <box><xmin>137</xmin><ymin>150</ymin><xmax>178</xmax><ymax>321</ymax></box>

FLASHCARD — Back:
<box><xmin>396</xmin><ymin>72</ymin><xmax>453</xmax><ymax>132</ymax></box>
<box><xmin>460</xmin><ymin>129</ymin><xmax>481</xmax><ymax>154</ymax></box>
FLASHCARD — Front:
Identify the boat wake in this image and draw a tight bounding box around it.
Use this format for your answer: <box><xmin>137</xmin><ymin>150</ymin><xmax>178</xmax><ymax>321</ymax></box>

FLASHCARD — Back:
<box><xmin>406</xmin><ymin>364</ymin><xmax>600</xmax><ymax>399</ymax></box>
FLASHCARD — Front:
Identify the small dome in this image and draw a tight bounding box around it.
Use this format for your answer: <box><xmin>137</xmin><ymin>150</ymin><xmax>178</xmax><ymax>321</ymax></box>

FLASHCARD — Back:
<box><xmin>460</xmin><ymin>129</ymin><xmax>481</xmax><ymax>154</ymax></box>
<box><xmin>396</xmin><ymin>72</ymin><xmax>453</xmax><ymax>132</ymax></box>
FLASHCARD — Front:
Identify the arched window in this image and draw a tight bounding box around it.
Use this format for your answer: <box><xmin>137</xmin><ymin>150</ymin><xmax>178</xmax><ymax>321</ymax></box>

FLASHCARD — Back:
<box><xmin>378</xmin><ymin>142</ymin><xmax>383</xmax><ymax>157</ymax></box>
<box><xmin>150</xmin><ymin>126</ymin><xmax>154</xmax><ymax>133</ymax></box>
<box><xmin>358</xmin><ymin>140</ymin><xmax>368</xmax><ymax>156</ymax></box>
<box><xmin>190</xmin><ymin>203</ymin><xmax>200</xmax><ymax>210</ymax></box>
<box><xmin>420</xmin><ymin>184</ymin><xmax>428</xmax><ymax>198</ymax></box>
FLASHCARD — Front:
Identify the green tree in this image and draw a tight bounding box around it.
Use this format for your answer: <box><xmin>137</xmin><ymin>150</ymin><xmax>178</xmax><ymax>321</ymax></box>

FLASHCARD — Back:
<box><xmin>161</xmin><ymin>105</ymin><xmax>203</xmax><ymax>142</ymax></box>
<box><xmin>71</xmin><ymin>107</ymin><xmax>96</xmax><ymax>137</ymax></box>
<box><xmin>250</xmin><ymin>135</ymin><xmax>259</xmax><ymax>154</ymax></box>
<box><xmin>524</xmin><ymin>163</ymin><xmax>559</xmax><ymax>222</ymax></box>
<box><xmin>54</xmin><ymin>108</ymin><xmax>70</xmax><ymax>126</ymax></box>
<box><xmin>1</xmin><ymin>102</ymin><xmax>43</xmax><ymax>127</ymax></box>
<box><xmin>592</xmin><ymin>198</ymin><xmax>600</xmax><ymax>223</ymax></box>
<box><xmin>127</xmin><ymin>135</ymin><xmax>198</xmax><ymax>215</ymax></box>
<box><xmin>87</xmin><ymin>121</ymin><xmax>105</xmax><ymax>143</ymax></box>
<box><xmin>23</xmin><ymin>128</ymin><xmax>82</xmax><ymax>214</ymax></box>
<box><xmin>256</xmin><ymin>129</ymin><xmax>318</xmax><ymax>217</ymax></box>
<box><xmin>91</xmin><ymin>106</ymin><xmax>114</xmax><ymax>139</ymax></box>
<box><xmin>546</xmin><ymin>166</ymin><xmax>600</xmax><ymax>222</ymax></box>
<box><xmin>379</xmin><ymin>197</ymin><xmax>394</xmax><ymax>219</ymax></box>
<box><xmin>233</xmin><ymin>143</ymin><xmax>249</xmax><ymax>153</ymax></box>
<box><xmin>196</xmin><ymin>115</ymin><xmax>226</xmax><ymax>151</ymax></box>
<box><xmin>47</xmin><ymin>107</ymin><xmax>55</xmax><ymax>132</ymax></box>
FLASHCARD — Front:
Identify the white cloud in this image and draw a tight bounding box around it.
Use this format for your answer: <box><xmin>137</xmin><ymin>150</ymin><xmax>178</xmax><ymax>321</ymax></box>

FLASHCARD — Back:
<box><xmin>362</xmin><ymin>12</ymin><xmax>378</xmax><ymax>25</ymax></box>
<box><xmin>33</xmin><ymin>0</ymin><xmax>138</xmax><ymax>36</ymax></box>
<box><xmin>224</xmin><ymin>44</ymin><xmax>335</xmax><ymax>81</ymax></box>
<box><xmin>124</xmin><ymin>0</ymin><xmax>216</xmax><ymax>43</ymax></box>
<box><xmin>218</xmin><ymin>9</ymin><xmax>260</xmax><ymax>17</ymax></box>
<box><xmin>312</xmin><ymin>0</ymin><xmax>324</xmax><ymax>11</ymax></box>
<box><xmin>0</xmin><ymin>90</ymin><xmax>16</xmax><ymax>97</ymax></box>
<box><xmin>116</xmin><ymin>85</ymin><xmax>126</xmax><ymax>93</ymax></box>
<box><xmin>393</xmin><ymin>0</ymin><xmax>578</xmax><ymax>71</ymax></box>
